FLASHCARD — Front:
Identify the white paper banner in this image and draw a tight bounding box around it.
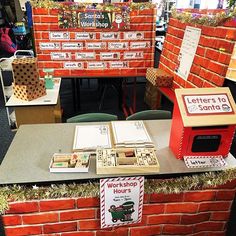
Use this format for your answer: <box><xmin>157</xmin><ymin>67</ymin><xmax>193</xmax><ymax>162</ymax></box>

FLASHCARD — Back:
<box><xmin>176</xmin><ymin>26</ymin><xmax>201</xmax><ymax>80</ymax></box>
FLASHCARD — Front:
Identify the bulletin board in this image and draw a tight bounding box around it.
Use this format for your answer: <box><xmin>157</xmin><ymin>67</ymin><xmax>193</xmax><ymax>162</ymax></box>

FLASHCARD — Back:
<box><xmin>31</xmin><ymin>1</ymin><xmax>156</xmax><ymax>78</ymax></box>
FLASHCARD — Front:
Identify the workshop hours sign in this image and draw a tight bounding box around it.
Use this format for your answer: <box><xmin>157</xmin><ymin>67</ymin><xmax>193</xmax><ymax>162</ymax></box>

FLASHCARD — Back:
<box><xmin>100</xmin><ymin>176</ymin><xmax>144</xmax><ymax>228</ymax></box>
<box><xmin>183</xmin><ymin>94</ymin><xmax>233</xmax><ymax>115</ymax></box>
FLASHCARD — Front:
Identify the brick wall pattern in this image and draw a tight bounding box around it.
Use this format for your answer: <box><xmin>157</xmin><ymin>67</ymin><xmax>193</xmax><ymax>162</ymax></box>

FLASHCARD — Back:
<box><xmin>32</xmin><ymin>7</ymin><xmax>156</xmax><ymax>78</ymax></box>
<box><xmin>2</xmin><ymin>179</ymin><xmax>236</xmax><ymax>235</ymax></box>
<box><xmin>159</xmin><ymin>14</ymin><xmax>236</xmax><ymax>90</ymax></box>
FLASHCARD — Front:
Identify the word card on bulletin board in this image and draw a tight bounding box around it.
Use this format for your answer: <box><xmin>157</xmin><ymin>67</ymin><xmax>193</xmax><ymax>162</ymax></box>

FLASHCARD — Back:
<box><xmin>31</xmin><ymin>1</ymin><xmax>156</xmax><ymax>77</ymax></box>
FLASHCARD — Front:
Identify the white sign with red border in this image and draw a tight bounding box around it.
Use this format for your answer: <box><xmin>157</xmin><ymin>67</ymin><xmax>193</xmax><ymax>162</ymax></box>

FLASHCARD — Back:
<box><xmin>100</xmin><ymin>176</ymin><xmax>144</xmax><ymax>229</ymax></box>
<box><xmin>108</xmin><ymin>42</ymin><xmax>128</xmax><ymax>50</ymax></box>
<box><xmin>124</xmin><ymin>32</ymin><xmax>144</xmax><ymax>40</ymax></box>
<box><xmin>100</xmin><ymin>52</ymin><xmax>120</xmax><ymax>60</ymax></box>
<box><xmin>75</xmin><ymin>52</ymin><xmax>95</xmax><ymax>60</ymax></box>
<box><xmin>183</xmin><ymin>94</ymin><xmax>233</xmax><ymax>115</ymax></box>
<box><xmin>75</xmin><ymin>32</ymin><xmax>95</xmax><ymax>40</ymax></box>
<box><xmin>62</xmin><ymin>42</ymin><xmax>83</xmax><ymax>50</ymax></box>
<box><xmin>124</xmin><ymin>51</ymin><xmax>143</xmax><ymax>59</ymax></box>
<box><xmin>86</xmin><ymin>42</ymin><xmax>106</xmax><ymax>49</ymax></box>
<box><xmin>50</xmin><ymin>52</ymin><xmax>71</xmax><ymax>60</ymax></box>
<box><xmin>100</xmin><ymin>32</ymin><xmax>120</xmax><ymax>40</ymax></box>
<box><xmin>130</xmin><ymin>41</ymin><xmax>150</xmax><ymax>49</ymax></box>
<box><xmin>87</xmin><ymin>62</ymin><xmax>107</xmax><ymax>69</ymax></box>
<box><xmin>109</xmin><ymin>61</ymin><xmax>129</xmax><ymax>68</ymax></box>
<box><xmin>39</xmin><ymin>42</ymin><xmax>60</xmax><ymax>50</ymax></box>
<box><xmin>49</xmin><ymin>31</ymin><xmax>70</xmax><ymax>40</ymax></box>
<box><xmin>64</xmin><ymin>62</ymin><xmax>84</xmax><ymax>69</ymax></box>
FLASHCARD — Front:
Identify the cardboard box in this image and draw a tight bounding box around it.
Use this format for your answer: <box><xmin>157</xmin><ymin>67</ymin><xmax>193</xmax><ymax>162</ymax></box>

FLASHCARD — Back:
<box><xmin>144</xmin><ymin>81</ymin><xmax>161</xmax><ymax>109</ymax></box>
<box><xmin>146</xmin><ymin>68</ymin><xmax>173</xmax><ymax>87</ymax></box>
<box><xmin>12</xmin><ymin>57</ymin><xmax>39</xmax><ymax>85</ymax></box>
<box><xmin>13</xmin><ymin>80</ymin><xmax>46</xmax><ymax>101</ymax></box>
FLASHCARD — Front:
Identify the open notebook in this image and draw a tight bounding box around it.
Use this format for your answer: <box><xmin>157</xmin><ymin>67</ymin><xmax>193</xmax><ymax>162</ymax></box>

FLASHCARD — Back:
<box><xmin>111</xmin><ymin>120</ymin><xmax>154</xmax><ymax>148</ymax></box>
<box><xmin>73</xmin><ymin>124</ymin><xmax>112</xmax><ymax>151</ymax></box>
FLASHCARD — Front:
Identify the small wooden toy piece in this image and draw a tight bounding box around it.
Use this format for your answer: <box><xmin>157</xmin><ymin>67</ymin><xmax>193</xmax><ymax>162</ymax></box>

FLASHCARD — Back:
<box><xmin>52</xmin><ymin>162</ymin><xmax>69</xmax><ymax>168</ymax></box>
<box><xmin>53</xmin><ymin>154</ymin><xmax>71</xmax><ymax>162</ymax></box>
<box><xmin>96</xmin><ymin>148</ymin><xmax>159</xmax><ymax>174</ymax></box>
<box><xmin>43</xmin><ymin>68</ymin><xmax>54</xmax><ymax>89</ymax></box>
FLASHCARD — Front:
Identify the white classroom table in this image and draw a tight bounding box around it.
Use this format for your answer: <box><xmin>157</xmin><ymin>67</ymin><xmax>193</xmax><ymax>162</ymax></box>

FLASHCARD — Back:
<box><xmin>0</xmin><ymin>120</ymin><xmax>235</xmax><ymax>185</ymax></box>
<box><xmin>6</xmin><ymin>78</ymin><xmax>61</xmax><ymax>127</ymax></box>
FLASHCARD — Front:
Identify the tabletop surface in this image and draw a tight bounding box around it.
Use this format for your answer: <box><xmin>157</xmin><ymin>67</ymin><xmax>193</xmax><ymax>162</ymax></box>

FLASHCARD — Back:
<box><xmin>6</xmin><ymin>78</ymin><xmax>61</xmax><ymax>107</ymax></box>
<box><xmin>0</xmin><ymin>120</ymin><xmax>235</xmax><ymax>185</ymax></box>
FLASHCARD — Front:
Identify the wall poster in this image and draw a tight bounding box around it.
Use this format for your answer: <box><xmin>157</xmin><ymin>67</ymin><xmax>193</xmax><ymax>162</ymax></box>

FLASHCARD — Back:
<box><xmin>33</xmin><ymin>1</ymin><xmax>156</xmax><ymax>77</ymax></box>
<box><xmin>100</xmin><ymin>176</ymin><xmax>144</xmax><ymax>228</ymax></box>
<box><xmin>175</xmin><ymin>26</ymin><xmax>201</xmax><ymax>81</ymax></box>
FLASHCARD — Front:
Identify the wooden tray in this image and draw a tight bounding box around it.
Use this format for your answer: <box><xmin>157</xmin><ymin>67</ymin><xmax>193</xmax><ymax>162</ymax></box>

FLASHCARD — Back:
<box><xmin>96</xmin><ymin>148</ymin><xmax>159</xmax><ymax>174</ymax></box>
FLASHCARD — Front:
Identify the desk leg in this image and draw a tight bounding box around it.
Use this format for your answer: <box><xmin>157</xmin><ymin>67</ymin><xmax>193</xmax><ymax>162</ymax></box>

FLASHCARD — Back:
<box><xmin>71</xmin><ymin>78</ymin><xmax>77</xmax><ymax>112</ymax></box>
<box><xmin>132</xmin><ymin>77</ymin><xmax>137</xmax><ymax>114</ymax></box>
<box><xmin>76</xmin><ymin>78</ymin><xmax>80</xmax><ymax>110</ymax></box>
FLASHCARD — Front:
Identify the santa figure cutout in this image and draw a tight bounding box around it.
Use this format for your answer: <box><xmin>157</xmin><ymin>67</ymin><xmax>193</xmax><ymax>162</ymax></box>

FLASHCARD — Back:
<box><xmin>112</xmin><ymin>13</ymin><xmax>126</xmax><ymax>30</ymax></box>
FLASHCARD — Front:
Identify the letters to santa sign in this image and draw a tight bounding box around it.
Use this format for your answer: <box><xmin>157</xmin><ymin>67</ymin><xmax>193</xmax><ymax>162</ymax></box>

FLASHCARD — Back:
<box><xmin>32</xmin><ymin>2</ymin><xmax>156</xmax><ymax>77</ymax></box>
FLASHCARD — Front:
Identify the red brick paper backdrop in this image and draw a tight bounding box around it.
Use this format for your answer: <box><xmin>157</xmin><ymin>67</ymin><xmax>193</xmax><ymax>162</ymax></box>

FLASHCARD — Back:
<box><xmin>32</xmin><ymin>4</ymin><xmax>156</xmax><ymax>78</ymax></box>
<box><xmin>159</xmin><ymin>10</ymin><xmax>236</xmax><ymax>90</ymax></box>
<box><xmin>2</xmin><ymin>179</ymin><xmax>236</xmax><ymax>235</ymax></box>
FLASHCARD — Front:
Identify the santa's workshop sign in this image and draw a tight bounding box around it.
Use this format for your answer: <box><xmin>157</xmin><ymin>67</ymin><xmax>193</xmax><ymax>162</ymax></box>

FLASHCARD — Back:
<box><xmin>59</xmin><ymin>10</ymin><xmax>129</xmax><ymax>30</ymax></box>
<box><xmin>32</xmin><ymin>1</ymin><xmax>156</xmax><ymax>77</ymax></box>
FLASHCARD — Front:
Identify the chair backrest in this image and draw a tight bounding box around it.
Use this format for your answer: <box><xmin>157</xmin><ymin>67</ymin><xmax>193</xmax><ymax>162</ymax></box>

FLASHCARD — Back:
<box><xmin>66</xmin><ymin>112</ymin><xmax>118</xmax><ymax>123</ymax></box>
<box><xmin>126</xmin><ymin>110</ymin><xmax>171</xmax><ymax>120</ymax></box>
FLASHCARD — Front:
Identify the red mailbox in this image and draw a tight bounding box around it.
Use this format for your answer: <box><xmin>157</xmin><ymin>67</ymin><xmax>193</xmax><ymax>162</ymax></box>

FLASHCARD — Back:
<box><xmin>169</xmin><ymin>88</ymin><xmax>236</xmax><ymax>159</ymax></box>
